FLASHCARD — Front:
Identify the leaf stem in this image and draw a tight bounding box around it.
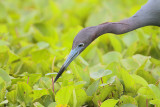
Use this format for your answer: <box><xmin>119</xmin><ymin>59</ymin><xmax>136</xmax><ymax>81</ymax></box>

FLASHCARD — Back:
<box><xmin>27</xmin><ymin>76</ymin><xmax>29</xmax><ymax>84</ymax></box>
<box><xmin>52</xmin><ymin>77</ymin><xmax>54</xmax><ymax>93</ymax></box>
<box><xmin>146</xmin><ymin>99</ymin><xmax>148</xmax><ymax>107</ymax></box>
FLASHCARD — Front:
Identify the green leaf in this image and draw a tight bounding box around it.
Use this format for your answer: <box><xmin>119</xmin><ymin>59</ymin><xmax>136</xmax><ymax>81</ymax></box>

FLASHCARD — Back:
<box><xmin>136</xmin><ymin>70</ymin><xmax>156</xmax><ymax>84</ymax></box>
<box><xmin>148</xmin><ymin>84</ymin><xmax>160</xmax><ymax>99</ymax></box>
<box><xmin>71</xmin><ymin>63</ymin><xmax>90</xmax><ymax>85</ymax></box>
<box><xmin>0</xmin><ymin>40</ymin><xmax>9</xmax><ymax>46</ymax></box>
<box><xmin>6</xmin><ymin>90</ymin><xmax>17</xmax><ymax>104</ymax></box>
<box><xmin>120</xmin><ymin>95</ymin><xmax>137</xmax><ymax>106</ymax></box>
<box><xmin>137</xmin><ymin>87</ymin><xmax>155</xmax><ymax>99</ymax></box>
<box><xmin>39</xmin><ymin>77</ymin><xmax>61</xmax><ymax>92</ymax></box>
<box><xmin>121</xmin><ymin>104</ymin><xmax>137</xmax><ymax>107</ymax></box>
<box><xmin>31</xmin><ymin>49</ymin><xmax>50</xmax><ymax>63</ymax></box>
<box><xmin>103</xmin><ymin>51</ymin><xmax>122</xmax><ymax>65</ymax></box>
<box><xmin>33</xmin><ymin>102</ymin><xmax>44</xmax><ymax>107</ymax></box>
<box><xmin>109</xmin><ymin>35</ymin><xmax>124</xmax><ymax>52</ymax></box>
<box><xmin>93</xmin><ymin>85</ymin><xmax>115</xmax><ymax>106</ymax></box>
<box><xmin>131</xmin><ymin>74</ymin><xmax>148</xmax><ymax>89</ymax></box>
<box><xmin>48</xmin><ymin>102</ymin><xmax>57</xmax><ymax>107</ymax></box>
<box><xmin>55</xmin><ymin>86</ymin><xmax>74</xmax><ymax>105</ymax></box>
<box><xmin>69</xmin><ymin>88</ymin><xmax>89</xmax><ymax>107</ymax></box>
<box><xmin>0</xmin><ymin>100</ymin><xmax>8</xmax><ymax>106</ymax></box>
<box><xmin>23</xmin><ymin>73</ymin><xmax>41</xmax><ymax>87</ymax></box>
<box><xmin>132</xmin><ymin>54</ymin><xmax>150</xmax><ymax>68</ymax></box>
<box><xmin>122</xmin><ymin>32</ymin><xmax>138</xmax><ymax>47</ymax></box>
<box><xmin>16</xmin><ymin>82</ymin><xmax>32</xmax><ymax>105</ymax></box>
<box><xmin>0</xmin><ymin>3</ymin><xmax>7</xmax><ymax>20</ymax></box>
<box><xmin>100</xmin><ymin>99</ymin><xmax>118</xmax><ymax>107</ymax></box>
<box><xmin>150</xmin><ymin>58</ymin><xmax>160</xmax><ymax>66</ymax></box>
<box><xmin>0</xmin><ymin>68</ymin><xmax>11</xmax><ymax>86</ymax></box>
<box><xmin>86</xmin><ymin>80</ymin><xmax>100</xmax><ymax>96</ymax></box>
<box><xmin>150</xmin><ymin>99</ymin><xmax>160</xmax><ymax>106</ymax></box>
<box><xmin>31</xmin><ymin>89</ymin><xmax>48</xmax><ymax>101</ymax></box>
<box><xmin>120</xmin><ymin>58</ymin><xmax>139</xmax><ymax>71</ymax></box>
<box><xmin>37</xmin><ymin>41</ymin><xmax>49</xmax><ymax>49</ymax></box>
<box><xmin>0</xmin><ymin>78</ymin><xmax>6</xmax><ymax>103</ymax></box>
<box><xmin>0</xmin><ymin>46</ymin><xmax>9</xmax><ymax>67</ymax></box>
<box><xmin>135</xmin><ymin>95</ymin><xmax>147</xmax><ymax>107</ymax></box>
<box><xmin>120</xmin><ymin>69</ymin><xmax>136</xmax><ymax>92</ymax></box>
<box><xmin>90</xmin><ymin>69</ymin><xmax>112</xmax><ymax>80</ymax></box>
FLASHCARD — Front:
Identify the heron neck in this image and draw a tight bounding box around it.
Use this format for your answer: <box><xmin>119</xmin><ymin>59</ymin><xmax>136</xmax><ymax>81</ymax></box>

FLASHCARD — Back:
<box><xmin>96</xmin><ymin>16</ymin><xmax>147</xmax><ymax>36</ymax></box>
<box><xmin>96</xmin><ymin>0</ymin><xmax>160</xmax><ymax>36</ymax></box>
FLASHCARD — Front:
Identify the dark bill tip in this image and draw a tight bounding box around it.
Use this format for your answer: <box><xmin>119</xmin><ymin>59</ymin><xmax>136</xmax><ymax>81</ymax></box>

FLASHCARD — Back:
<box><xmin>54</xmin><ymin>46</ymin><xmax>84</xmax><ymax>83</ymax></box>
<box><xmin>54</xmin><ymin>65</ymin><xmax>66</xmax><ymax>83</ymax></box>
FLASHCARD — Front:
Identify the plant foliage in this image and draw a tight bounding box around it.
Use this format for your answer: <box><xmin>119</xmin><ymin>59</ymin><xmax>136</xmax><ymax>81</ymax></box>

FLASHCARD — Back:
<box><xmin>0</xmin><ymin>0</ymin><xmax>160</xmax><ymax>106</ymax></box>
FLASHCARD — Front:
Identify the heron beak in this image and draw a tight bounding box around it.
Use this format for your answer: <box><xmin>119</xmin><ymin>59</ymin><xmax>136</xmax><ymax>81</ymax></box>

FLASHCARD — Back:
<box><xmin>54</xmin><ymin>46</ymin><xmax>84</xmax><ymax>82</ymax></box>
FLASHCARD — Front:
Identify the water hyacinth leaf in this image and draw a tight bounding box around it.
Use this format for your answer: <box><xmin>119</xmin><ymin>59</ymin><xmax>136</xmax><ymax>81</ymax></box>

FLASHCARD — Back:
<box><xmin>136</xmin><ymin>70</ymin><xmax>156</xmax><ymax>84</ymax></box>
<box><xmin>69</xmin><ymin>88</ymin><xmax>88</xmax><ymax>107</ymax></box>
<box><xmin>122</xmin><ymin>32</ymin><xmax>138</xmax><ymax>47</ymax></box>
<box><xmin>33</xmin><ymin>102</ymin><xmax>44</xmax><ymax>107</ymax></box>
<box><xmin>90</xmin><ymin>69</ymin><xmax>112</xmax><ymax>80</ymax></box>
<box><xmin>45</xmin><ymin>73</ymin><xmax>57</xmax><ymax>77</ymax></box>
<box><xmin>0</xmin><ymin>100</ymin><xmax>8</xmax><ymax>106</ymax></box>
<box><xmin>132</xmin><ymin>54</ymin><xmax>150</xmax><ymax>68</ymax></box>
<box><xmin>1</xmin><ymin>0</ymin><xmax>160</xmax><ymax>106</ymax></box>
<box><xmin>39</xmin><ymin>77</ymin><xmax>61</xmax><ymax>92</ymax></box>
<box><xmin>107</xmin><ymin>76</ymin><xmax>116</xmax><ymax>84</ymax></box>
<box><xmin>120</xmin><ymin>95</ymin><xmax>137</xmax><ymax>106</ymax></box>
<box><xmin>109</xmin><ymin>35</ymin><xmax>124</xmax><ymax>52</ymax></box>
<box><xmin>131</xmin><ymin>74</ymin><xmax>148</xmax><ymax>87</ymax></box>
<box><xmin>103</xmin><ymin>51</ymin><xmax>122</xmax><ymax>65</ymax></box>
<box><xmin>125</xmin><ymin>42</ymin><xmax>138</xmax><ymax>56</ymax></box>
<box><xmin>31</xmin><ymin>89</ymin><xmax>48</xmax><ymax>101</ymax></box>
<box><xmin>71</xmin><ymin>63</ymin><xmax>90</xmax><ymax>85</ymax></box>
<box><xmin>121</xmin><ymin>104</ymin><xmax>137</xmax><ymax>107</ymax></box>
<box><xmin>81</xmin><ymin>46</ymin><xmax>99</xmax><ymax>65</ymax></box>
<box><xmin>48</xmin><ymin>102</ymin><xmax>57</xmax><ymax>107</ymax></box>
<box><xmin>93</xmin><ymin>85</ymin><xmax>115</xmax><ymax>106</ymax></box>
<box><xmin>37</xmin><ymin>41</ymin><xmax>50</xmax><ymax>49</ymax></box>
<box><xmin>137</xmin><ymin>87</ymin><xmax>155</xmax><ymax>99</ymax></box>
<box><xmin>0</xmin><ymin>78</ymin><xmax>6</xmax><ymax>103</ymax></box>
<box><xmin>39</xmin><ymin>77</ymin><xmax>53</xmax><ymax>89</ymax></box>
<box><xmin>77</xmin><ymin>56</ymin><xmax>89</xmax><ymax>66</ymax></box>
<box><xmin>100</xmin><ymin>99</ymin><xmax>118</xmax><ymax>107</ymax></box>
<box><xmin>120</xmin><ymin>69</ymin><xmax>136</xmax><ymax>92</ymax></box>
<box><xmin>23</xmin><ymin>74</ymin><xmax>42</xmax><ymax>87</ymax></box>
<box><xmin>0</xmin><ymin>46</ymin><xmax>9</xmax><ymax>67</ymax></box>
<box><xmin>150</xmin><ymin>99</ymin><xmax>160</xmax><ymax>106</ymax></box>
<box><xmin>86</xmin><ymin>80</ymin><xmax>100</xmax><ymax>96</ymax></box>
<box><xmin>55</xmin><ymin>86</ymin><xmax>74</xmax><ymax>105</ymax></box>
<box><xmin>6</xmin><ymin>90</ymin><xmax>17</xmax><ymax>104</ymax></box>
<box><xmin>16</xmin><ymin>82</ymin><xmax>32</xmax><ymax>105</ymax></box>
<box><xmin>8</xmin><ymin>51</ymin><xmax>19</xmax><ymax>63</ymax></box>
<box><xmin>31</xmin><ymin>49</ymin><xmax>50</xmax><ymax>63</ymax></box>
<box><xmin>135</xmin><ymin>95</ymin><xmax>147</xmax><ymax>107</ymax></box>
<box><xmin>71</xmin><ymin>89</ymin><xmax>77</xmax><ymax>107</ymax></box>
<box><xmin>0</xmin><ymin>68</ymin><xmax>11</xmax><ymax>86</ymax></box>
<box><xmin>85</xmin><ymin>7</ymin><xmax>109</xmax><ymax>26</ymax></box>
<box><xmin>148</xmin><ymin>84</ymin><xmax>160</xmax><ymax>99</ymax></box>
<box><xmin>150</xmin><ymin>58</ymin><xmax>160</xmax><ymax>66</ymax></box>
<box><xmin>120</xmin><ymin>58</ymin><xmax>139</xmax><ymax>71</ymax></box>
<box><xmin>0</xmin><ymin>40</ymin><xmax>9</xmax><ymax>46</ymax></box>
<box><xmin>0</xmin><ymin>3</ymin><xmax>7</xmax><ymax>19</ymax></box>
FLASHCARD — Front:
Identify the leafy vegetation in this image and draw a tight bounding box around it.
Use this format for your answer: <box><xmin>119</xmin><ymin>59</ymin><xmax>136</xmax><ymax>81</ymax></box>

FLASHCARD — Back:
<box><xmin>0</xmin><ymin>0</ymin><xmax>160</xmax><ymax>107</ymax></box>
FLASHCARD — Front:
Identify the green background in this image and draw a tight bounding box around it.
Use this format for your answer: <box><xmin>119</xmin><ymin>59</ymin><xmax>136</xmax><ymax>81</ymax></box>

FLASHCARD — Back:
<box><xmin>0</xmin><ymin>0</ymin><xmax>160</xmax><ymax>106</ymax></box>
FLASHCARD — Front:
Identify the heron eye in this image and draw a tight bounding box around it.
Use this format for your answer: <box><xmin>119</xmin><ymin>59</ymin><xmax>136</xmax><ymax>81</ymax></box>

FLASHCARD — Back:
<box><xmin>78</xmin><ymin>43</ymin><xmax>84</xmax><ymax>47</ymax></box>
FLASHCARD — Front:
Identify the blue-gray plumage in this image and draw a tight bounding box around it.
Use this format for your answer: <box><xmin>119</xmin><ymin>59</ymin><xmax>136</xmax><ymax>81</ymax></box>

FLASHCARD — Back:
<box><xmin>54</xmin><ymin>0</ymin><xmax>160</xmax><ymax>82</ymax></box>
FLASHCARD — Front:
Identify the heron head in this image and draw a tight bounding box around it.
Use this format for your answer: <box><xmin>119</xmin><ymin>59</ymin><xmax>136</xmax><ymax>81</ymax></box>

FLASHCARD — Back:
<box><xmin>54</xmin><ymin>26</ymin><xmax>98</xmax><ymax>82</ymax></box>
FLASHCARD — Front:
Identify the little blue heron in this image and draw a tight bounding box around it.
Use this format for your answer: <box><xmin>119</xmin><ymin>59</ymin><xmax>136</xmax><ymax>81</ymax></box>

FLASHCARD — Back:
<box><xmin>54</xmin><ymin>0</ymin><xmax>160</xmax><ymax>82</ymax></box>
